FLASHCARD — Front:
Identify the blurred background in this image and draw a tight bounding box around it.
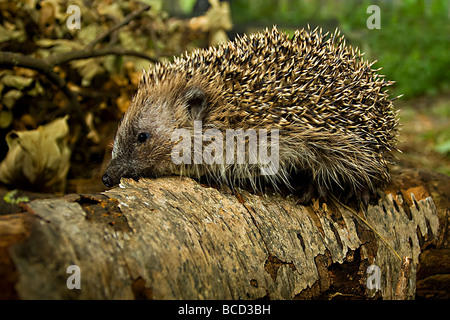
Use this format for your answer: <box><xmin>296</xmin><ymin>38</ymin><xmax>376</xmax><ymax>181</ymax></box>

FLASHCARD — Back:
<box><xmin>0</xmin><ymin>0</ymin><xmax>448</xmax><ymax>201</ymax></box>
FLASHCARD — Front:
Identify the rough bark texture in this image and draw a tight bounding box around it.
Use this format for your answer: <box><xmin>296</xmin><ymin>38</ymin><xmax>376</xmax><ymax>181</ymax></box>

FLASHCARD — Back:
<box><xmin>0</xmin><ymin>168</ymin><xmax>448</xmax><ymax>300</ymax></box>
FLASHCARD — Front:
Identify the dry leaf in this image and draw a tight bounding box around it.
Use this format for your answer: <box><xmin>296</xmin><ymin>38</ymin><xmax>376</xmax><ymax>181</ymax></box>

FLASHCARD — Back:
<box><xmin>206</xmin><ymin>0</ymin><xmax>232</xmax><ymax>31</ymax></box>
<box><xmin>97</xmin><ymin>2</ymin><xmax>124</xmax><ymax>20</ymax></box>
<box><xmin>116</xmin><ymin>91</ymin><xmax>131</xmax><ymax>114</ymax></box>
<box><xmin>2</xmin><ymin>90</ymin><xmax>23</xmax><ymax>109</ymax></box>
<box><xmin>70</xmin><ymin>58</ymin><xmax>105</xmax><ymax>86</ymax></box>
<box><xmin>85</xmin><ymin>112</ymin><xmax>100</xmax><ymax>144</ymax></box>
<box><xmin>39</xmin><ymin>1</ymin><xmax>56</xmax><ymax>36</ymax></box>
<box><xmin>1</xmin><ymin>74</ymin><xmax>34</xmax><ymax>90</ymax></box>
<box><xmin>0</xmin><ymin>116</ymin><xmax>71</xmax><ymax>192</ymax></box>
<box><xmin>205</xmin><ymin>0</ymin><xmax>232</xmax><ymax>45</ymax></box>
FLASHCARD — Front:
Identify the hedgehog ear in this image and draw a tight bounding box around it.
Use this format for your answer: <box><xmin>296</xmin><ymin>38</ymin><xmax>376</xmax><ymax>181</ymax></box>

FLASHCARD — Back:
<box><xmin>185</xmin><ymin>87</ymin><xmax>207</xmax><ymax>121</ymax></box>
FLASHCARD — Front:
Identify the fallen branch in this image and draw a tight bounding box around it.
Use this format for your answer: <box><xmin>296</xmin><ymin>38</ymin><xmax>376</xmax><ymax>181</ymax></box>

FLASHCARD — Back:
<box><xmin>0</xmin><ymin>167</ymin><xmax>448</xmax><ymax>300</ymax></box>
<box><xmin>0</xmin><ymin>48</ymin><xmax>157</xmax><ymax>73</ymax></box>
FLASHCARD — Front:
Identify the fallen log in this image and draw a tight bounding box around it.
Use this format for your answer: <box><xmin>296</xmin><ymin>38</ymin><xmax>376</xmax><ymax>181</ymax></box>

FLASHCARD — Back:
<box><xmin>0</xmin><ymin>167</ymin><xmax>448</xmax><ymax>299</ymax></box>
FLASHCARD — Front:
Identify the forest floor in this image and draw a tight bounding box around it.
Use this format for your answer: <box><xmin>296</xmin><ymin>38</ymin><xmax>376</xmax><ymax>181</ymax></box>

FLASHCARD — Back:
<box><xmin>395</xmin><ymin>92</ymin><xmax>450</xmax><ymax>177</ymax></box>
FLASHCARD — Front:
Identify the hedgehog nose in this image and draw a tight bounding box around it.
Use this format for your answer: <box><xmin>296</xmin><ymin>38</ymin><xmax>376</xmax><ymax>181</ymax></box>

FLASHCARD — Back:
<box><xmin>102</xmin><ymin>173</ymin><xmax>114</xmax><ymax>188</ymax></box>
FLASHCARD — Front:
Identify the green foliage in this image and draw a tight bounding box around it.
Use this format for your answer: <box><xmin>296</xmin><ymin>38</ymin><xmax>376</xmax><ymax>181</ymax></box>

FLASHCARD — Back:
<box><xmin>232</xmin><ymin>0</ymin><xmax>330</xmax><ymax>24</ymax></box>
<box><xmin>339</xmin><ymin>0</ymin><xmax>450</xmax><ymax>98</ymax></box>
<box><xmin>430</xmin><ymin>101</ymin><xmax>450</xmax><ymax>156</ymax></box>
<box><xmin>230</xmin><ymin>0</ymin><xmax>450</xmax><ymax>98</ymax></box>
<box><xmin>3</xmin><ymin>189</ymin><xmax>29</xmax><ymax>204</ymax></box>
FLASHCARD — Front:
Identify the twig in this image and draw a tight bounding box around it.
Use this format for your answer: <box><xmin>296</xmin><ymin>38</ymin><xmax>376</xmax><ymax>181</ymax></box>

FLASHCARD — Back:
<box><xmin>0</xmin><ymin>4</ymin><xmax>154</xmax><ymax>134</ymax></box>
<box><xmin>86</xmin><ymin>4</ymin><xmax>151</xmax><ymax>50</ymax></box>
<box><xmin>46</xmin><ymin>47</ymin><xmax>159</xmax><ymax>66</ymax></box>
<box><xmin>0</xmin><ymin>48</ymin><xmax>156</xmax><ymax>133</ymax></box>
<box><xmin>0</xmin><ymin>51</ymin><xmax>87</xmax><ymax>133</ymax></box>
<box><xmin>0</xmin><ymin>51</ymin><xmax>54</xmax><ymax>73</ymax></box>
<box><xmin>0</xmin><ymin>49</ymin><xmax>157</xmax><ymax>71</ymax></box>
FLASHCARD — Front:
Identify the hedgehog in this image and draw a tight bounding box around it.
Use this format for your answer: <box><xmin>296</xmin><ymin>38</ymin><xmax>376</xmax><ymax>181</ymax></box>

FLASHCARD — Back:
<box><xmin>102</xmin><ymin>26</ymin><xmax>399</xmax><ymax>204</ymax></box>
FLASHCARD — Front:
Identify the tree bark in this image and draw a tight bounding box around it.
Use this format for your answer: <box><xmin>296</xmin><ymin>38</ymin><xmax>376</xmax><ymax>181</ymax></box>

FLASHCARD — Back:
<box><xmin>0</xmin><ymin>168</ymin><xmax>448</xmax><ymax>300</ymax></box>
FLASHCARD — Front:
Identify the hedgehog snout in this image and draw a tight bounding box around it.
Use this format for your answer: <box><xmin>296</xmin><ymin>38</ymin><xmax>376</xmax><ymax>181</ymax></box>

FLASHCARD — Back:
<box><xmin>102</xmin><ymin>158</ymin><xmax>132</xmax><ymax>187</ymax></box>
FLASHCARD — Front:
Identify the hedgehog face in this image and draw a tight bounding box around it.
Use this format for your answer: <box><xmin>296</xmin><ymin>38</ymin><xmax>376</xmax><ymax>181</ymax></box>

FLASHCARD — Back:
<box><xmin>102</xmin><ymin>112</ymin><xmax>174</xmax><ymax>187</ymax></box>
<box><xmin>102</xmin><ymin>83</ymin><xmax>212</xmax><ymax>187</ymax></box>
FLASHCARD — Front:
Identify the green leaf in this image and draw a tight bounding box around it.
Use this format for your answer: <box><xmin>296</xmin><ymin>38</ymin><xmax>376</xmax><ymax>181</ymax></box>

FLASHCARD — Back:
<box><xmin>0</xmin><ymin>110</ymin><xmax>13</xmax><ymax>129</ymax></box>
<box><xmin>435</xmin><ymin>140</ymin><xmax>450</xmax><ymax>155</ymax></box>
<box><xmin>3</xmin><ymin>190</ymin><xmax>29</xmax><ymax>204</ymax></box>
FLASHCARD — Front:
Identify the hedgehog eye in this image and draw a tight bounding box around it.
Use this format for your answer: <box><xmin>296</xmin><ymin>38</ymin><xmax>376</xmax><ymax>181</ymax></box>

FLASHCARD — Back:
<box><xmin>137</xmin><ymin>132</ymin><xmax>150</xmax><ymax>143</ymax></box>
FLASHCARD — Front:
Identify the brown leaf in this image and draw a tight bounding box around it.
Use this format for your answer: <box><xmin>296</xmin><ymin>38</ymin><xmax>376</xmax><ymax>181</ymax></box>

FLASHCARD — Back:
<box><xmin>116</xmin><ymin>91</ymin><xmax>130</xmax><ymax>114</ymax></box>
<box><xmin>0</xmin><ymin>116</ymin><xmax>71</xmax><ymax>192</ymax></box>
<box><xmin>39</xmin><ymin>1</ymin><xmax>56</xmax><ymax>36</ymax></box>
